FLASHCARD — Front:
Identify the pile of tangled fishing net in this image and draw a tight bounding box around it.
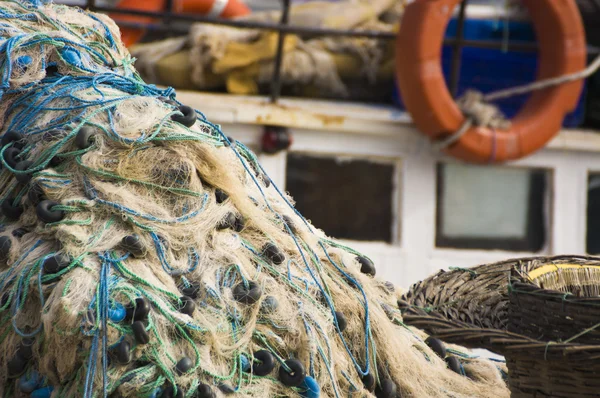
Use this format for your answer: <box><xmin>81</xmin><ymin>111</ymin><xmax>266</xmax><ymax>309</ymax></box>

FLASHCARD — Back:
<box><xmin>0</xmin><ymin>1</ymin><xmax>509</xmax><ymax>397</ymax></box>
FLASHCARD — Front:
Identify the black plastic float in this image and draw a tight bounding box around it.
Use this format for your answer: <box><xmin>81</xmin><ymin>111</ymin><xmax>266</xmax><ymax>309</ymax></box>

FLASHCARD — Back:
<box><xmin>14</xmin><ymin>160</ymin><xmax>34</xmax><ymax>183</ymax></box>
<box><xmin>116</xmin><ymin>340</ymin><xmax>132</xmax><ymax>365</ymax></box>
<box><xmin>376</xmin><ymin>378</ymin><xmax>398</xmax><ymax>398</ymax></box>
<box><xmin>334</xmin><ymin>311</ymin><xmax>347</xmax><ymax>332</ymax></box>
<box><xmin>179</xmin><ymin>296</ymin><xmax>196</xmax><ymax>316</ymax></box>
<box><xmin>121</xmin><ymin>235</ymin><xmax>146</xmax><ymax>258</ymax></box>
<box><xmin>36</xmin><ymin>200</ymin><xmax>65</xmax><ymax>223</ymax></box>
<box><xmin>232</xmin><ymin>281</ymin><xmax>262</xmax><ymax>304</ymax></box>
<box><xmin>1</xmin><ymin>131</ymin><xmax>26</xmax><ymax>149</ymax></box>
<box><xmin>217</xmin><ymin>383</ymin><xmax>235</xmax><ymax>395</ymax></box>
<box><xmin>195</xmin><ymin>383</ymin><xmax>216</xmax><ymax>398</ymax></box>
<box><xmin>132</xmin><ymin>321</ymin><xmax>149</xmax><ymax>345</ymax></box>
<box><xmin>175</xmin><ymin>357</ymin><xmax>193</xmax><ymax>375</ymax></box>
<box><xmin>161</xmin><ymin>384</ymin><xmax>184</xmax><ymax>398</ymax></box>
<box><xmin>75</xmin><ymin>126</ymin><xmax>98</xmax><ymax>149</ymax></box>
<box><xmin>362</xmin><ymin>373</ymin><xmax>376</xmax><ymax>392</ymax></box>
<box><xmin>357</xmin><ymin>256</ymin><xmax>376</xmax><ymax>276</ymax></box>
<box><xmin>282</xmin><ymin>215</ymin><xmax>296</xmax><ymax>234</ymax></box>
<box><xmin>171</xmin><ymin>105</ymin><xmax>196</xmax><ymax>128</ymax></box>
<box><xmin>279</xmin><ymin>359</ymin><xmax>306</xmax><ymax>387</ymax></box>
<box><xmin>126</xmin><ymin>297</ymin><xmax>150</xmax><ymax>322</ymax></box>
<box><xmin>251</xmin><ymin>350</ymin><xmax>275</xmax><ymax>376</ymax></box>
<box><xmin>215</xmin><ymin>188</ymin><xmax>229</xmax><ymax>204</ymax></box>
<box><xmin>446</xmin><ymin>356</ymin><xmax>462</xmax><ymax>375</ymax></box>
<box><xmin>262</xmin><ymin>243</ymin><xmax>285</xmax><ymax>265</ymax></box>
<box><xmin>2</xmin><ymin>198</ymin><xmax>23</xmax><ymax>220</ymax></box>
<box><xmin>42</xmin><ymin>253</ymin><xmax>71</xmax><ymax>274</ymax></box>
<box><xmin>425</xmin><ymin>337</ymin><xmax>447</xmax><ymax>359</ymax></box>
<box><xmin>217</xmin><ymin>212</ymin><xmax>237</xmax><ymax>230</ymax></box>
<box><xmin>3</xmin><ymin>147</ymin><xmax>21</xmax><ymax>168</ymax></box>
<box><xmin>12</xmin><ymin>228</ymin><xmax>27</xmax><ymax>238</ymax></box>
<box><xmin>0</xmin><ymin>236</ymin><xmax>11</xmax><ymax>264</ymax></box>
<box><xmin>181</xmin><ymin>283</ymin><xmax>201</xmax><ymax>299</ymax></box>
<box><xmin>260</xmin><ymin>296</ymin><xmax>279</xmax><ymax>313</ymax></box>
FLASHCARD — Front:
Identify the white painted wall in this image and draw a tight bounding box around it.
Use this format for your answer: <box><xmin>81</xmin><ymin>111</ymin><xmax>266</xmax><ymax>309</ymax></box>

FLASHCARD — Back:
<box><xmin>177</xmin><ymin>91</ymin><xmax>600</xmax><ymax>290</ymax></box>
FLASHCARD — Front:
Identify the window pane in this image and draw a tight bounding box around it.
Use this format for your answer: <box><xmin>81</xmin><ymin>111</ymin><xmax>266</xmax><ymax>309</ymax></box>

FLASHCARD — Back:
<box><xmin>587</xmin><ymin>174</ymin><xmax>600</xmax><ymax>254</ymax></box>
<box><xmin>286</xmin><ymin>154</ymin><xmax>396</xmax><ymax>243</ymax></box>
<box><xmin>436</xmin><ymin>163</ymin><xmax>548</xmax><ymax>251</ymax></box>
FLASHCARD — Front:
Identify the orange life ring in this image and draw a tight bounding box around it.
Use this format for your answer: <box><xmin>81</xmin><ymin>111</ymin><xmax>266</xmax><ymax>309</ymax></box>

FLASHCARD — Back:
<box><xmin>395</xmin><ymin>0</ymin><xmax>587</xmax><ymax>163</ymax></box>
<box><xmin>112</xmin><ymin>0</ymin><xmax>251</xmax><ymax>47</ymax></box>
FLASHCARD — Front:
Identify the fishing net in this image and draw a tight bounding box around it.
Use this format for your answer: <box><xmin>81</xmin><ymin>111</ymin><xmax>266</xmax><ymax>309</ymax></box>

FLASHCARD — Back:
<box><xmin>0</xmin><ymin>1</ymin><xmax>508</xmax><ymax>397</ymax></box>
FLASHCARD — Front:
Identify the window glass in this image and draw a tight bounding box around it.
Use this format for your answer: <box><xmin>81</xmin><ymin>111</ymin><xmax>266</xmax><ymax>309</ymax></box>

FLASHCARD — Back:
<box><xmin>286</xmin><ymin>154</ymin><xmax>397</xmax><ymax>243</ymax></box>
<box><xmin>587</xmin><ymin>174</ymin><xmax>600</xmax><ymax>254</ymax></box>
<box><xmin>436</xmin><ymin>163</ymin><xmax>548</xmax><ymax>251</ymax></box>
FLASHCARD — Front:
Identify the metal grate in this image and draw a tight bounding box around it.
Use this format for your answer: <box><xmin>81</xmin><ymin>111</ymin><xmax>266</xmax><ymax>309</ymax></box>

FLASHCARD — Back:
<box><xmin>83</xmin><ymin>0</ymin><xmax>596</xmax><ymax>103</ymax></box>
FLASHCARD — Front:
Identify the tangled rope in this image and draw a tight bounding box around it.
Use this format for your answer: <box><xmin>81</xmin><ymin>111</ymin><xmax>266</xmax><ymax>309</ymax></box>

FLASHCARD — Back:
<box><xmin>0</xmin><ymin>1</ymin><xmax>509</xmax><ymax>397</ymax></box>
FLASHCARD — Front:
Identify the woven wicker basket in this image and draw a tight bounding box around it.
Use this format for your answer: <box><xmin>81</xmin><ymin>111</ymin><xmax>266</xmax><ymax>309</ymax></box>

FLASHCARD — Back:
<box><xmin>400</xmin><ymin>255</ymin><xmax>600</xmax><ymax>398</ymax></box>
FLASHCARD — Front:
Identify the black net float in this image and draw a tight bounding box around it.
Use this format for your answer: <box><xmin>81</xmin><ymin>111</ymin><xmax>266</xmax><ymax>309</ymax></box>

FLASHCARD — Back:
<box><xmin>233</xmin><ymin>216</ymin><xmax>245</xmax><ymax>232</ymax></box>
<box><xmin>218</xmin><ymin>383</ymin><xmax>235</xmax><ymax>395</ymax></box>
<box><xmin>115</xmin><ymin>340</ymin><xmax>132</xmax><ymax>365</ymax></box>
<box><xmin>126</xmin><ymin>297</ymin><xmax>150</xmax><ymax>322</ymax></box>
<box><xmin>279</xmin><ymin>359</ymin><xmax>306</xmax><ymax>387</ymax></box>
<box><xmin>181</xmin><ymin>283</ymin><xmax>200</xmax><ymax>300</ymax></box>
<box><xmin>2</xmin><ymin>198</ymin><xmax>23</xmax><ymax>220</ymax></box>
<box><xmin>282</xmin><ymin>215</ymin><xmax>296</xmax><ymax>234</ymax></box>
<box><xmin>425</xmin><ymin>337</ymin><xmax>447</xmax><ymax>359</ymax></box>
<box><xmin>36</xmin><ymin>200</ymin><xmax>65</xmax><ymax>223</ymax></box>
<box><xmin>357</xmin><ymin>256</ymin><xmax>376</xmax><ymax>276</ymax></box>
<box><xmin>175</xmin><ymin>357</ymin><xmax>193</xmax><ymax>375</ymax></box>
<box><xmin>179</xmin><ymin>296</ymin><xmax>196</xmax><ymax>317</ymax></box>
<box><xmin>446</xmin><ymin>356</ymin><xmax>462</xmax><ymax>375</ymax></box>
<box><xmin>215</xmin><ymin>189</ymin><xmax>228</xmax><ymax>204</ymax></box>
<box><xmin>121</xmin><ymin>235</ymin><xmax>146</xmax><ymax>258</ymax></box>
<box><xmin>251</xmin><ymin>350</ymin><xmax>275</xmax><ymax>377</ymax></box>
<box><xmin>260</xmin><ymin>296</ymin><xmax>279</xmax><ymax>314</ymax></box>
<box><xmin>75</xmin><ymin>126</ymin><xmax>98</xmax><ymax>149</ymax></box>
<box><xmin>362</xmin><ymin>373</ymin><xmax>376</xmax><ymax>392</ymax></box>
<box><xmin>161</xmin><ymin>385</ymin><xmax>184</xmax><ymax>398</ymax></box>
<box><xmin>217</xmin><ymin>212</ymin><xmax>236</xmax><ymax>230</ymax></box>
<box><xmin>14</xmin><ymin>160</ymin><xmax>34</xmax><ymax>183</ymax></box>
<box><xmin>259</xmin><ymin>172</ymin><xmax>271</xmax><ymax>188</ymax></box>
<box><xmin>262</xmin><ymin>243</ymin><xmax>285</xmax><ymax>265</ymax></box>
<box><xmin>195</xmin><ymin>383</ymin><xmax>216</xmax><ymax>398</ymax></box>
<box><xmin>4</xmin><ymin>147</ymin><xmax>21</xmax><ymax>168</ymax></box>
<box><xmin>7</xmin><ymin>354</ymin><xmax>28</xmax><ymax>378</ymax></box>
<box><xmin>232</xmin><ymin>281</ymin><xmax>262</xmax><ymax>305</ymax></box>
<box><xmin>49</xmin><ymin>154</ymin><xmax>63</xmax><ymax>167</ymax></box>
<box><xmin>375</xmin><ymin>378</ymin><xmax>398</xmax><ymax>398</ymax></box>
<box><xmin>171</xmin><ymin>105</ymin><xmax>196</xmax><ymax>128</ymax></box>
<box><xmin>12</xmin><ymin>228</ymin><xmax>28</xmax><ymax>238</ymax></box>
<box><xmin>334</xmin><ymin>311</ymin><xmax>347</xmax><ymax>332</ymax></box>
<box><xmin>0</xmin><ymin>236</ymin><xmax>11</xmax><ymax>264</ymax></box>
<box><xmin>1</xmin><ymin>131</ymin><xmax>26</xmax><ymax>149</ymax></box>
<box><xmin>132</xmin><ymin>321</ymin><xmax>149</xmax><ymax>345</ymax></box>
<box><xmin>42</xmin><ymin>253</ymin><xmax>71</xmax><ymax>274</ymax></box>
<box><xmin>384</xmin><ymin>281</ymin><xmax>395</xmax><ymax>293</ymax></box>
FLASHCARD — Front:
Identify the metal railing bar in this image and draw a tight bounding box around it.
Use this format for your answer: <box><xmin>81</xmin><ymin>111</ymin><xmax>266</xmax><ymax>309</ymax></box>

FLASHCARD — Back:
<box><xmin>450</xmin><ymin>0</ymin><xmax>467</xmax><ymax>97</ymax></box>
<box><xmin>270</xmin><ymin>0</ymin><xmax>291</xmax><ymax>103</ymax></box>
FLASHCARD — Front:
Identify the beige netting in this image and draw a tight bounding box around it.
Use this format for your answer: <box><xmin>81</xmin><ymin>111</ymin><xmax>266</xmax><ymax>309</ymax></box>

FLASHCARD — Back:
<box><xmin>0</xmin><ymin>1</ymin><xmax>507</xmax><ymax>397</ymax></box>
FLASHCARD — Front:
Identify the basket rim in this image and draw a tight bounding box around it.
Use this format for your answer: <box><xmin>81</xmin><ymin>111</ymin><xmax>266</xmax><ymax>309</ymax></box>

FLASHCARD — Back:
<box><xmin>401</xmin><ymin>255</ymin><xmax>600</xmax><ymax>358</ymax></box>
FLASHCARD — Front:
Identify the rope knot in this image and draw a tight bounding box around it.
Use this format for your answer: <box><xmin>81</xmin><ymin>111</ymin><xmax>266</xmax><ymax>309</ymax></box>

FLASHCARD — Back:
<box><xmin>456</xmin><ymin>90</ymin><xmax>511</xmax><ymax>130</ymax></box>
